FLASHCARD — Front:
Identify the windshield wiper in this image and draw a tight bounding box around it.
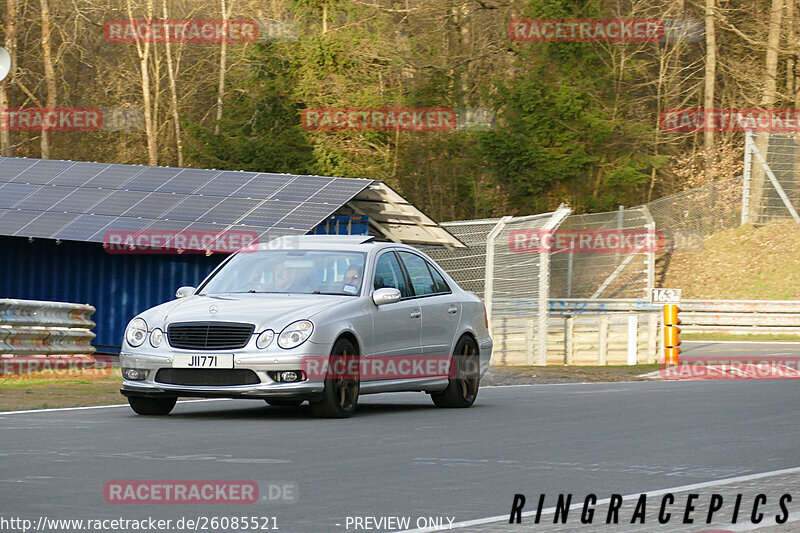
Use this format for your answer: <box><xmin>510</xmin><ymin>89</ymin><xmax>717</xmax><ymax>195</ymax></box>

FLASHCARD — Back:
<box><xmin>312</xmin><ymin>291</ymin><xmax>347</xmax><ymax>296</ymax></box>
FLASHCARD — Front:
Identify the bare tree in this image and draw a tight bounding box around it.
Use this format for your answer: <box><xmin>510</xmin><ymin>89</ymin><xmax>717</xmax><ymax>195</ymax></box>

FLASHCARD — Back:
<box><xmin>40</xmin><ymin>0</ymin><xmax>57</xmax><ymax>158</ymax></box>
<box><xmin>704</xmin><ymin>0</ymin><xmax>716</xmax><ymax>180</ymax></box>
<box><xmin>749</xmin><ymin>0</ymin><xmax>784</xmax><ymax>223</ymax></box>
<box><xmin>0</xmin><ymin>0</ymin><xmax>17</xmax><ymax>156</ymax></box>
<box><xmin>214</xmin><ymin>0</ymin><xmax>232</xmax><ymax>135</ymax></box>
<box><xmin>162</xmin><ymin>0</ymin><xmax>183</xmax><ymax>166</ymax></box>
<box><xmin>127</xmin><ymin>0</ymin><xmax>158</xmax><ymax>165</ymax></box>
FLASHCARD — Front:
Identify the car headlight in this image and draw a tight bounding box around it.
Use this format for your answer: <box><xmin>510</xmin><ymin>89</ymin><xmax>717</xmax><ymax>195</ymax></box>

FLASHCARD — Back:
<box><xmin>278</xmin><ymin>320</ymin><xmax>313</xmax><ymax>349</ymax></box>
<box><xmin>256</xmin><ymin>330</ymin><xmax>275</xmax><ymax>349</ymax></box>
<box><xmin>125</xmin><ymin>318</ymin><xmax>148</xmax><ymax>347</ymax></box>
<box><xmin>149</xmin><ymin>328</ymin><xmax>164</xmax><ymax>348</ymax></box>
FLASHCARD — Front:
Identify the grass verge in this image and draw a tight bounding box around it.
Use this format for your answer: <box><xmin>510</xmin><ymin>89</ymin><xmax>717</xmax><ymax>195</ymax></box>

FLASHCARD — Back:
<box><xmin>0</xmin><ymin>369</ymin><xmax>125</xmax><ymax>412</ymax></box>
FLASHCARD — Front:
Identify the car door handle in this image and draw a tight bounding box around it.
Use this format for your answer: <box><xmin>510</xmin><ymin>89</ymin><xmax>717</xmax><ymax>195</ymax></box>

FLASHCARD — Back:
<box><xmin>410</xmin><ymin>310</ymin><xmax>421</xmax><ymax>319</ymax></box>
<box><xmin>447</xmin><ymin>306</ymin><xmax>458</xmax><ymax>314</ymax></box>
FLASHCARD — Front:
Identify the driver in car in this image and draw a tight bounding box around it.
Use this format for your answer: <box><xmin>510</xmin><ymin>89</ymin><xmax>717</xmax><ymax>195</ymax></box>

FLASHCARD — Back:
<box><xmin>272</xmin><ymin>261</ymin><xmax>315</xmax><ymax>293</ymax></box>
<box><xmin>341</xmin><ymin>266</ymin><xmax>362</xmax><ymax>295</ymax></box>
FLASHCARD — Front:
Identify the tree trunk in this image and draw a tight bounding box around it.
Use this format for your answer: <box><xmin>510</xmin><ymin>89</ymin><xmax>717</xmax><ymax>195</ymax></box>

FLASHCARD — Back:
<box><xmin>40</xmin><ymin>0</ymin><xmax>57</xmax><ymax>159</ymax></box>
<box><xmin>703</xmin><ymin>0</ymin><xmax>716</xmax><ymax>182</ymax></box>
<box><xmin>214</xmin><ymin>0</ymin><xmax>230</xmax><ymax>135</ymax></box>
<box><xmin>162</xmin><ymin>0</ymin><xmax>183</xmax><ymax>166</ymax></box>
<box><xmin>748</xmin><ymin>0</ymin><xmax>784</xmax><ymax>224</ymax></box>
<box><xmin>0</xmin><ymin>0</ymin><xmax>17</xmax><ymax>156</ymax></box>
<box><xmin>127</xmin><ymin>0</ymin><xmax>158</xmax><ymax>165</ymax></box>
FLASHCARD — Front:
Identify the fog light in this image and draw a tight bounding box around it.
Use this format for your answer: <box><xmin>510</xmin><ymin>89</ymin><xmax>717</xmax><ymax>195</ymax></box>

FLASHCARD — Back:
<box><xmin>123</xmin><ymin>368</ymin><xmax>149</xmax><ymax>381</ymax></box>
<box><xmin>281</xmin><ymin>371</ymin><xmax>298</xmax><ymax>382</ymax></box>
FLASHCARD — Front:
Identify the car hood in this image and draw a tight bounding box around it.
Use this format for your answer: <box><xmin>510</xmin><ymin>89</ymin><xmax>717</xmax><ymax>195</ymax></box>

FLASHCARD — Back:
<box><xmin>140</xmin><ymin>293</ymin><xmax>351</xmax><ymax>332</ymax></box>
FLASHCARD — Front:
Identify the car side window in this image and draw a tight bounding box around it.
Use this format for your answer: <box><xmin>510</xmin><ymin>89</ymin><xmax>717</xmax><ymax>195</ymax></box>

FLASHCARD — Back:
<box><xmin>373</xmin><ymin>252</ymin><xmax>410</xmax><ymax>298</ymax></box>
<box><xmin>427</xmin><ymin>263</ymin><xmax>451</xmax><ymax>294</ymax></box>
<box><xmin>398</xmin><ymin>252</ymin><xmax>436</xmax><ymax>297</ymax></box>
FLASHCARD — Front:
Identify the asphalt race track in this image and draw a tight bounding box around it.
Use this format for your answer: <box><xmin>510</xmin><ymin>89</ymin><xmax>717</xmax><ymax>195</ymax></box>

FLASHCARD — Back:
<box><xmin>1</xmin><ymin>377</ymin><xmax>798</xmax><ymax>532</ymax></box>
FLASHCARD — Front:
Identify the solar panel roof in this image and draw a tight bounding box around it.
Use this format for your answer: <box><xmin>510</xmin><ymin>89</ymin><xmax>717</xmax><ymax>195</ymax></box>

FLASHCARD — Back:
<box><xmin>0</xmin><ymin>157</ymin><xmax>373</xmax><ymax>249</ymax></box>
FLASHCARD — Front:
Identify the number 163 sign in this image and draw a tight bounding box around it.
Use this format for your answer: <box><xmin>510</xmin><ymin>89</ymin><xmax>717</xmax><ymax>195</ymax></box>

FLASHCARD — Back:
<box><xmin>651</xmin><ymin>288</ymin><xmax>681</xmax><ymax>304</ymax></box>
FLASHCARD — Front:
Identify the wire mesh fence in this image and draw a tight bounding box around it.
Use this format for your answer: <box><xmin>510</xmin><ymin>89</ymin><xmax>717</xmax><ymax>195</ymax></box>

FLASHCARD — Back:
<box><xmin>743</xmin><ymin>131</ymin><xmax>800</xmax><ymax>225</ymax></box>
<box><xmin>416</xmin><ymin>139</ymin><xmax>775</xmax><ymax>364</ymax></box>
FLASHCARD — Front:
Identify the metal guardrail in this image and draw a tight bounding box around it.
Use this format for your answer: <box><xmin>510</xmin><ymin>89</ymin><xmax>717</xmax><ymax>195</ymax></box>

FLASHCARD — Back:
<box><xmin>0</xmin><ymin>299</ymin><xmax>96</xmax><ymax>355</ymax></box>
<box><xmin>492</xmin><ymin>298</ymin><xmax>800</xmax><ymax>366</ymax></box>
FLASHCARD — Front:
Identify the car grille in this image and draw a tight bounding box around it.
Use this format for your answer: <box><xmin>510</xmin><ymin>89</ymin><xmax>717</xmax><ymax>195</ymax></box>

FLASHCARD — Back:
<box><xmin>167</xmin><ymin>322</ymin><xmax>254</xmax><ymax>350</ymax></box>
<box><xmin>155</xmin><ymin>369</ymin><xmax>261</xmax><ymax>386</ymax></box>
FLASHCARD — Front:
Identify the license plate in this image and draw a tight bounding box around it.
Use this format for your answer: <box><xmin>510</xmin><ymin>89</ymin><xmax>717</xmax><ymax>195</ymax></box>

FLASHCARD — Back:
<box><xmin>172</xmin><ymin>354</ymin><xmax>234</xmax><ymax>369</ymax></box>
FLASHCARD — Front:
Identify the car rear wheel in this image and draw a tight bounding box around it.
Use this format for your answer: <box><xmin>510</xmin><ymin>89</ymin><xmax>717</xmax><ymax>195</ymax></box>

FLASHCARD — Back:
<box><xmin>265</xmin><ymin>399</ymin><xmax>304</xmax><ymax>407</ymax></box>
<box><xmin>309</xmin><ymin>338</ymin><xmax>359</xmax><ymax>418</ymax></box>
<box><xmin>127</xmin><ymin>396</ymin><xmax>177</xmax><ymax>416</ymax></box>
<box><xmin>431</xmin><ymin>336</ymin><xmax>480</xmax><ymax>408</ymax></box>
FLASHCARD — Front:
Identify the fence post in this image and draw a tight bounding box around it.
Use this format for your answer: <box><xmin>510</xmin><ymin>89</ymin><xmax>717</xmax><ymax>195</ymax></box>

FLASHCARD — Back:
<box><xmin>598</xmin><ymin>315</ymin><xmax>609</xmax><ymax>365</ymax></box>
<box><xmin>627</xmin><ymin>314</ymin><xmax>638</xmax><ymax>365</ymax></box>
<box><xmin>564</xmin><ymin>316</ymin><xmax>574</xmax><ymax>364</ymax></box>
<box><xmin>537</xmin><ymin>205</ymin><xmax>572</xmax><ymax>365</ymax></box>
<box><xmin>640</xmin><ymin>205</ymin><xmax>656</xmax><ymax>298</ymax></box>
<box><xmin>742</xmin><ymin>131</ymin><xmax>753</xmax><ymax>225</ymax></box>
<box><xmin>484</xmin><ymin>216</ymin><xmax>512</xmax><ymax>328</ymax></box>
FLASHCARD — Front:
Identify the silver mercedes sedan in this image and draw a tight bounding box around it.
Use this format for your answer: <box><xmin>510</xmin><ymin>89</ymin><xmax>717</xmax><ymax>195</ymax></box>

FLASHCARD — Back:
<box><xmin>120</xmin><ymin>235</ymin><xmax>493</xmax><ymax>418</ymax></box>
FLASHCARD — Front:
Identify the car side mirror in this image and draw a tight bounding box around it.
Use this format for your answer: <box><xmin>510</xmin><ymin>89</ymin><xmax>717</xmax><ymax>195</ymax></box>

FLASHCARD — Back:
<box><xmin>175</xmin><ymin>286</ymin><xmax>196</xmax><ymax>299</ymax></box>
<box><xmin>372</xmin><ymin>287</ymin><xmax>401</xmax><ymax>306</ymax></box>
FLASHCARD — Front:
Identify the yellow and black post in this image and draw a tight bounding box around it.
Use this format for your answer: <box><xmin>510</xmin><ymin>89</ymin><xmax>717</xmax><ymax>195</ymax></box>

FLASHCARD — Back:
<box><xmin>663</xmin><ymin>304</ymin><xmax>681</xmax><ymax>365</ymax></box>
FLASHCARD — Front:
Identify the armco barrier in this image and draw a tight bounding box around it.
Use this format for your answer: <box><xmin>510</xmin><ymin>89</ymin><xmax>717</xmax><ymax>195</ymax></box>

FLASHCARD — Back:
<box><xmin>491</xmin><ymin>298</ymin><xmax>800</xmax><ymax>366</ymax></box>
<box><xmin>0</xmin><ymin>299</ymin><xmax>96</xmax><ymax>356</ymax></box>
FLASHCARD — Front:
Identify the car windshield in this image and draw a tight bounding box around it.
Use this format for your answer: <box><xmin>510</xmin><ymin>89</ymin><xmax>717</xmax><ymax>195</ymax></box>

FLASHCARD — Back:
<box><xmin>198</xmin><ymin>250</ymin><xmax>367</xmax><ymax>296</ymax></box>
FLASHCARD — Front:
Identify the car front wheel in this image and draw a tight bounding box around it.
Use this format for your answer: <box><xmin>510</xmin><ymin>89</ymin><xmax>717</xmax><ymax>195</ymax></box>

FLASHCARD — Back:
<box><xmin>127</xmin><ymin>396</ymin><xmax>177</xmax><ymax>416</ymax></box>
<box><xmin>309</xmin><ymin>338</ymin><xmax>360</xmax><ymax>418</ymax></box>
<box><xmin>431</xmin><ymin>336</ymin><xmax>480</xmax><ymax>408</ymax></box>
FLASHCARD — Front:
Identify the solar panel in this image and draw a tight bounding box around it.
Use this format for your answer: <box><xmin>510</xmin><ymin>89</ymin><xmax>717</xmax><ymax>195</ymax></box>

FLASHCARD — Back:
<box><xmin>5</xmin><ymin>159</ymin><xmax>72</xmax><ymax>184</ymax></box>
<box><xmin>0</xmin><ymin>209</ymin><xmax>43</xmax><ymax>235</ymax></box>
<box><xmin>232</xmin><ymin>173</ymin><xmax>291</xmax><ymax>199</ymax></box>
<box><xmin>91</xmin><ymin>190</ymin><xmax>151</xmax><ymax>216</ymax></box>
<box><xmin>51</xmin><ymin>188</ymin><xmax>114</xmax><ymax>213</ymax></box>
<box><xmin>0</xmin><ymin>157</ymin><xmax>378</xmax><ymax>244</ymax></box>
<box><xmin>238</xmin><ymin>201</ymin><xmax>299</xmax><ymax>227</ymax></box>
<box><xmin>272</xmin><ymin>175</ymin><xmax>334</xmax><ymax>201</ymax></box>
<box><xmin>308</xmin><ymin>179</ymin><xmax>370</xmax><ymax>203</ymax></box>
<box><xmin>86</xmin><ymin>216</ymin><xmax>152</xmax><ymax>242</ymax></box>
<box><xmin>161</xmin><ymin>195</ymin><xmax>223</xmax><ymax>222</ymax></box>
<box><xmin>275</xmin><ymin>203</ymin><xmax>339</xmax><ymax>229</ymax></box>
<box><xmin>0</xmin><ymin>157</ymin><xmax>38</xmax><ymax>180</ymax></box>
<box><xmin>121</xmin><ymin>192</ymin><xmax>186</xmax><ymax>219</ymax></box>
<box><xmin>0</xmin><ymin>183</ymin><xmax>41</xmax><ymax>208</ymax></box>
<box><xmin>15</xmin><ymin>212</ymin><xmax>79</xmax><ymax>239</ymax></box>
<box><xmin>47</xmin><ymin>161</ymin><xmax>109</xmax><ymax>187</ymax></box>
<box><xmin>194</xmin><ymin>170</ymin><xmax>258</xmax><ymax>197</ymax></box>
<box><xmin>122</xmin><ymin>167</ymin><xmax>184</xmax><ymax>192</ymax></box>
<box><xmin>53</xmin><ymin>214</ymin><xmax>117</xmax><ymax>241</ymax></box>
<box><xmin>13</xmin><ymin>185</ymin><xmax>76</xmax><ymax>210</ymax></box>
<box><xmin>156</xmin><ymin>168</ymin><xmax>217</xmax><ymax>194</ymax></box>
<box><xmin>197</xmin><ymin>197</ymin><xmax>260</xmax><ymax>224</ymax></box>
<box><xmin>83</xmin><ymin>164</ymin><xmax>145</xmax><ymax>189</ymax></box>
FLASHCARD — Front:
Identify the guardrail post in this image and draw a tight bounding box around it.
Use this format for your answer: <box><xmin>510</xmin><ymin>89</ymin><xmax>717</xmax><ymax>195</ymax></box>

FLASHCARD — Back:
<box><xmin>564</xmin><ymin>316</ymin><xmax>574</xmax><ymax>364</ymax></box>
<box><xmin>627</xmin><ymin>314</ymin><xmax>638</xmax><ymax>365</ymax></box>
<box><xmin>598</xmin><ymin>315</ymin><xmax>608</xmax><ymax>365</ymax></box>
<box><xmin>537</xmin><ymin>205</ymin><xmax>572</xmax><ymax>365</ymax></box>
<box><xmin>664</xmin><ymin>304</ymin><xmax>681</xmax><ymax>364</ymax></box>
